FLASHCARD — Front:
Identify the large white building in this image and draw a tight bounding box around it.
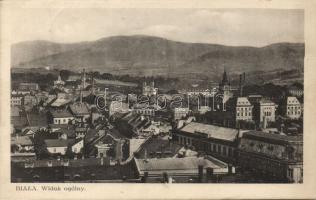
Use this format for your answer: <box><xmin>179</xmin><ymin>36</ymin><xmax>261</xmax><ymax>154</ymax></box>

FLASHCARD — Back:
<box><xmin>255</xmin><ymin>99</ymin><xmax>277</xmax><ymax>124</ymax></box>
<box><xmin>285</xmin><ymin>97</ymin><xmax>302</xmax><ymax>119</ymax></box>
<box><xmin>235</xmin><ymin>97</ymin><xmax>253</xmax><ymax>122</ymax></box>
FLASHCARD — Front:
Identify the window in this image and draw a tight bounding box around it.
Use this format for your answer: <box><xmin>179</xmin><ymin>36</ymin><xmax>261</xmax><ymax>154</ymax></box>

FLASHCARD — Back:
<box><xmin>288</xmin><ymin>168</ymin><xmax>293</xmax><ymax>178</ymax></box>
<box><xmin>213</xmin><ymin>144</ymin><xmax>217</xmax><ymax>152</ymax></box>
<box><xmin>218</xmin><ymin>145</ymin><xmax>221</xmax><ymax>154</ymax></box>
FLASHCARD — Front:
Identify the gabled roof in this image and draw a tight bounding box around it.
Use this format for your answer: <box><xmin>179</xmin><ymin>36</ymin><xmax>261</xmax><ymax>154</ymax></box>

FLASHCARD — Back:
<box><xmin>69</xmin><ymin>102</ymin><xmax>90</xmax><ymax>115</ymax></box>
<box><xmin>11</xmin><ymin>136</ymin><xmax>33</xmax><ymax>146</ymax></box>
<box><xmin>26</xmin><ymin>112</ymin><xmax>48</xmax><ymax>127</ymax></box>
<box><xmin>287</xmin><ymin>96</ymin><xmax>300</xmax><ymax>105</ymax></box>
<box><xmin>236</xmin><ymin>97</ymin><xmax>252</xmax><ymax>106</ymax></box>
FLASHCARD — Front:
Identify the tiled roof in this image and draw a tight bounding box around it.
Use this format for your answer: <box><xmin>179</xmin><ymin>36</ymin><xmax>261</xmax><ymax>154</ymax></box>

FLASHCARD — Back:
<box><xmin>44</xmin><ymin>139</ymin><xmax>75</xmax><ymax>147</ymax></box>
<box><xmin>50</xmin><ymin>98</ymin><xmax>72</xmax><ymax>107</ymax></box>
<box><xmin>26</xmin><ymin>112</ymin><xmax>48</xmax><ymax>127</ymax></box>
<box><xmin>180</xmin><ymin>122</ymin><xmax>238</xmax><ymax>142</ymax></box>
<box><xmin>11</xmin><ymin>106</ymin><xmax>20</xmax><ymax>117</ymax></box>
<box><xmin>51</xmin><ymin>110</ymin><xmax>73</xmax><ymax>118</ymax></box>
<box><xmin>11</xmin><ymin>136</ymin><xmax>33</xmax><ymax>146</ymax></box>
<box><xmin>259</xmin><ymin>99</ymin><xmax>275</xmax><ymax>105</ymax></box>
<box><xmin>287</xmin><ymin>96</ymin><xmax>300</xmax><ymax>104</ymax></box>
<box><xmin>236</xmin><ymin>97</ymin><xmax>252</xmax><ymax>106</ymax></box>
<box><xmin>69</xmin><ymin>102</ymin><xmax>89</xmax><ymax>115</ymax></box>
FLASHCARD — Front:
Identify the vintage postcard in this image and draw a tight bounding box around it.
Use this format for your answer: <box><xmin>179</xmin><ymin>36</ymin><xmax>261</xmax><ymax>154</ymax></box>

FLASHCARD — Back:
<box><xmin>1</xmin><ymin>0</ymin><xmax>316</xmax><ymax>199</ymax></box>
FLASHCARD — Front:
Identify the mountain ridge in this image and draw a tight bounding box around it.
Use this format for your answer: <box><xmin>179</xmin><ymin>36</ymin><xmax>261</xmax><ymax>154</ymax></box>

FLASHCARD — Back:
<box><xmin>11</xmin><ymin>35</ymin><xmax>304</xmax><ymax>79</ymax></box>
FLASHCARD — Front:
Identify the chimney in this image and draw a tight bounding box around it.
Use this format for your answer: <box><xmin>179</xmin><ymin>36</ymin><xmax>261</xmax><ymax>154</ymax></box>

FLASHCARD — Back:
<box><xmin>91</xmin><ymin>74</ymin><xmax>95</xmax><ymax>94</ymax></box>
<box><xmin>239</xmin><ymin>74</ymin><xmax>243</xmax><ymax>97</ymax></box>
<box><xmin>163</xmin><ymin>172</ymin><xmax>168</xmax><ymax>183</ymax></box>
<box><xmin>206</xmin><ymin>167</ymin><xmax>213</xmax><ymax>182</ymax></box>
<box><xmin>82</xmin><ymin>68</ymin><xmax>86</xmax><ymax>89</ymax></box>
<box><xmin>142</xmin><ymin>172</ymin><xmax>149</xmax><ymax>183</ymax></box>
<box><xmin>228</xmin><ymin>164</ymin><xmax>233</xmax><ymax>174</ymax></box>
<box><xmin>80</xmin><ymin>88</ymin><xmax>83</xmax><ymax>103</ymax></box>
<box><xmin>198</xmin><ymin>165</ymin><xmax>204</xmax><ymax>183</ymax></box>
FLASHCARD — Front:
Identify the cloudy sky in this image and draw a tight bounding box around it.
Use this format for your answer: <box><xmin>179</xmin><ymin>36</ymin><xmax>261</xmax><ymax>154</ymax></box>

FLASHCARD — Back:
<box><xmin>10</xmin><ymin>8</ymin><xmax>304</xmax><ymax>46</ymax></box>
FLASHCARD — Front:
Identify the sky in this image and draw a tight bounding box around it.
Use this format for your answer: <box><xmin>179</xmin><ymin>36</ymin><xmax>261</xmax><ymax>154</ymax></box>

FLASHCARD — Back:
<box><xmin>10</xmin><ymin>8</ymin><xmax>304</xmax><ymax>47</ymax></box>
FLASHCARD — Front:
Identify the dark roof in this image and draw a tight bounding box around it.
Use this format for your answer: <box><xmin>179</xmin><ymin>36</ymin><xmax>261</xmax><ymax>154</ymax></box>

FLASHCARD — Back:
<box><xmin>242</xmin><ymin>131</ymin><xmax>302</xmax><ymax>144</ymax></box>
<box><xmin>11</xmin><ymin>116</ymin><xmax>29</xmax><ymax>128</ymax></box>
<box><xmin>51</xmin><ymin>110</ymin><xmax>73</xmax><ymax>118</ymax></box>
<box><xmin>26</xmin><ymin>112</ymin><xmax>48</xmax><ymax>127</ymax></box>
<box><xmin>11</xmin><ymin>136</ymin><xmax>33</xmax><ymax>146</ymax></box>
<box><xmin>45</xmin><ymin>139</ymin><xmax>75</xmax><ymax>147</ymax></box>
<box><xmin>107</xmin><ymin>128</ymin><xmax>127</xmax><ymax>140</ymax></box>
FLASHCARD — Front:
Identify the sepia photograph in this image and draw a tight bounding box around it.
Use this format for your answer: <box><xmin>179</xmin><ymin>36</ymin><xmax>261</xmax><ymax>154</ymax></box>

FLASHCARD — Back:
<box><xmin>8</xmin><ymin>7</ymin><xmax>305</xmax><ymax>184</ymax></box>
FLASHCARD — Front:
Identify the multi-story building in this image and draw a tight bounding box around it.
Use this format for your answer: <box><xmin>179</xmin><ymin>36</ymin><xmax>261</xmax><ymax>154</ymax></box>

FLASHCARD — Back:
<box><xmin>142</xmin><ymin>81</ymin><xmax>158</xmax><ymax>96</ymax></box>
<box><xmin>174</xmin><ymin>122</ymin><xmax>239</xmax><ymax>162</ymax></box>
<box><xmin>49</xmin><ymin>110</ymin><xmax>74</xmax><ymax>125</ymax></box>
<box><xmin>237</xmin><ymin>131</ymin><xmax>303</xmax><ymax>183</ymax></box>
<box><xmin>11</xmin><ymin>94</ymin><xmax>23</xmax><ymax>106</ymax></box>
<box><xmin>234</xmin><ymin>97</ymin><xmax>253</xmax><ymax>122</ymax></box>
<box><xmin>69</xmin><ymin>102</ymin><xmax>90</xmax><ymax>122</ymax></box>
<box><xmin>284</xmin><ymin>97</ymin><xmax>302</xmax><ymax>119</ymax></box>
<box><xmin>254</xmin><ymin>99</ymin><xmax>277</xmax><ymax>126</ymax></box>
<box><xmin>18</xmin><ymin>83</ymin><xmax>39</xmax><ymax>91</ymax></box>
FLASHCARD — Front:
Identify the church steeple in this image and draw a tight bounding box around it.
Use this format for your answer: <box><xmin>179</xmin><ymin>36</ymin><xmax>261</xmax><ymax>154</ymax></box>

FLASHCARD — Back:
<box><xmin>221</xmin><ymin>69</ymin><xmax>229</xmax><ymax>85</ymax></box>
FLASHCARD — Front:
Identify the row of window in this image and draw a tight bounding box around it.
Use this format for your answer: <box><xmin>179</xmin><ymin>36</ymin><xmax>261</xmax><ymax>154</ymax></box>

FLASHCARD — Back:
<box><xmin>237</xmin><ymin>112</ymin><xmax>252</xmax><ymax>117</ymax></box>
<box><xmin>177</xmin><ymin>135</ymin><xmax>234</xmax><ymax>157</ymax></box>
<box><xmin>287</xmin><ymin>111</ymin><xmax>301</xmax><ymax>115</ymax></box>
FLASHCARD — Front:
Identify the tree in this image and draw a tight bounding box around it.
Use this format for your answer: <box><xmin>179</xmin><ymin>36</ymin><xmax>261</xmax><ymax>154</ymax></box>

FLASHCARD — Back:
<box><xmin>60</xmin><ymin>70</ymin><xmax>72</xmax><ymax>81</ymax></box>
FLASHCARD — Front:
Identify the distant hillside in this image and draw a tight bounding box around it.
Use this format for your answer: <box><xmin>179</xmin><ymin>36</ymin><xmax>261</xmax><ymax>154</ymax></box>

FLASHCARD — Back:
<box><xmin>12</xmin><ymin>35</ymin><xmax>304</xmax><ymax>80</ymax></box>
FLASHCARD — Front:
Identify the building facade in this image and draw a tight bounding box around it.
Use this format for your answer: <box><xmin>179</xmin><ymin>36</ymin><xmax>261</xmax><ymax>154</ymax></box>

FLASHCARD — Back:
<box><xmin>285</xmin><ymin>97</ymin><xmax>302</xmax><ymax>119</ymax></box>
<box><xmin>235</xmin><ymin>97</ymin><xmax>253</xmax><ymax>122</ymax></box>
<box><xmin>174</xmin><ymin>122</ymin><xmax>239</xmax><ymax>162</ymax></box>
<box><xmin>237</xmin><ymin>131</ymin><xmax>303</xmax><ymax>183</ymax></box>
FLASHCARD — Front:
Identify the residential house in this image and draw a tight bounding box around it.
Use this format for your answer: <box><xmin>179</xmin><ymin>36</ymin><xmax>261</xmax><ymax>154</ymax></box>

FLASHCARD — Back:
<box><xmin>11</xmin><ymin>94</ymin><xmax>23</xmax><ymax>106</ymax></box>
<box><xmin>49</xmin><ymin>110</ymin><xmax>74</xmax><ymax>124</ymax></box>
<box><xmin>69</xmin><ymin>102</ymin><xmax>90</xmax><ymax>122</ymax></box>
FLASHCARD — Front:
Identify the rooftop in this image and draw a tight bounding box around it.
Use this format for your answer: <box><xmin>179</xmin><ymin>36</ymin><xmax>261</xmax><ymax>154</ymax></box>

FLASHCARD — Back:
<box><xmin>11</xmin><ymin>136</ymin><xmax>33</xmax><ymax>146</ymax></box>
<box><xmin>259</xmin><ymin>99</ymin><xmax>276</xmax><ymax>105</ymax></box>
<box><xmin>236</xmin><ymin>97</ymin><xmax>252</xmax><ymax>106</ymax></box>
<box><xmin>26</xmin><ymin>112</ymin><xmax>48</xmax><ymax>127</ymax></box>
<box><xmin>44</xmin><ymin>139</ymin><xmax>75</xmax><ymax>147</ymax></box>
<box><xmin>69</xmin><ymin>102</ymin><xmax>90</xmax><ymax>115</ymax></box>
<box><xmin>287</xmin><ymin>96</ymin><xmax>300</xmax><ymax>104</ymax></box>
<box><xmin>180</xmin><ymin>122</ymin><xmax>238</xmax><ymax>142</ymax></box>
<box><xmin>51</xmin><ymin>110</ymin><xmax>73</xmax><ymax>118</ymax></box>
<box><xmin>242</xmin><ymin>131</ymin><xmax>303</xmax><ymax>144</ymax></box>
<box><xmin>135</xmin><ymin>156</ymin><xmax>227</xmax><ymax>172</ymax></box>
